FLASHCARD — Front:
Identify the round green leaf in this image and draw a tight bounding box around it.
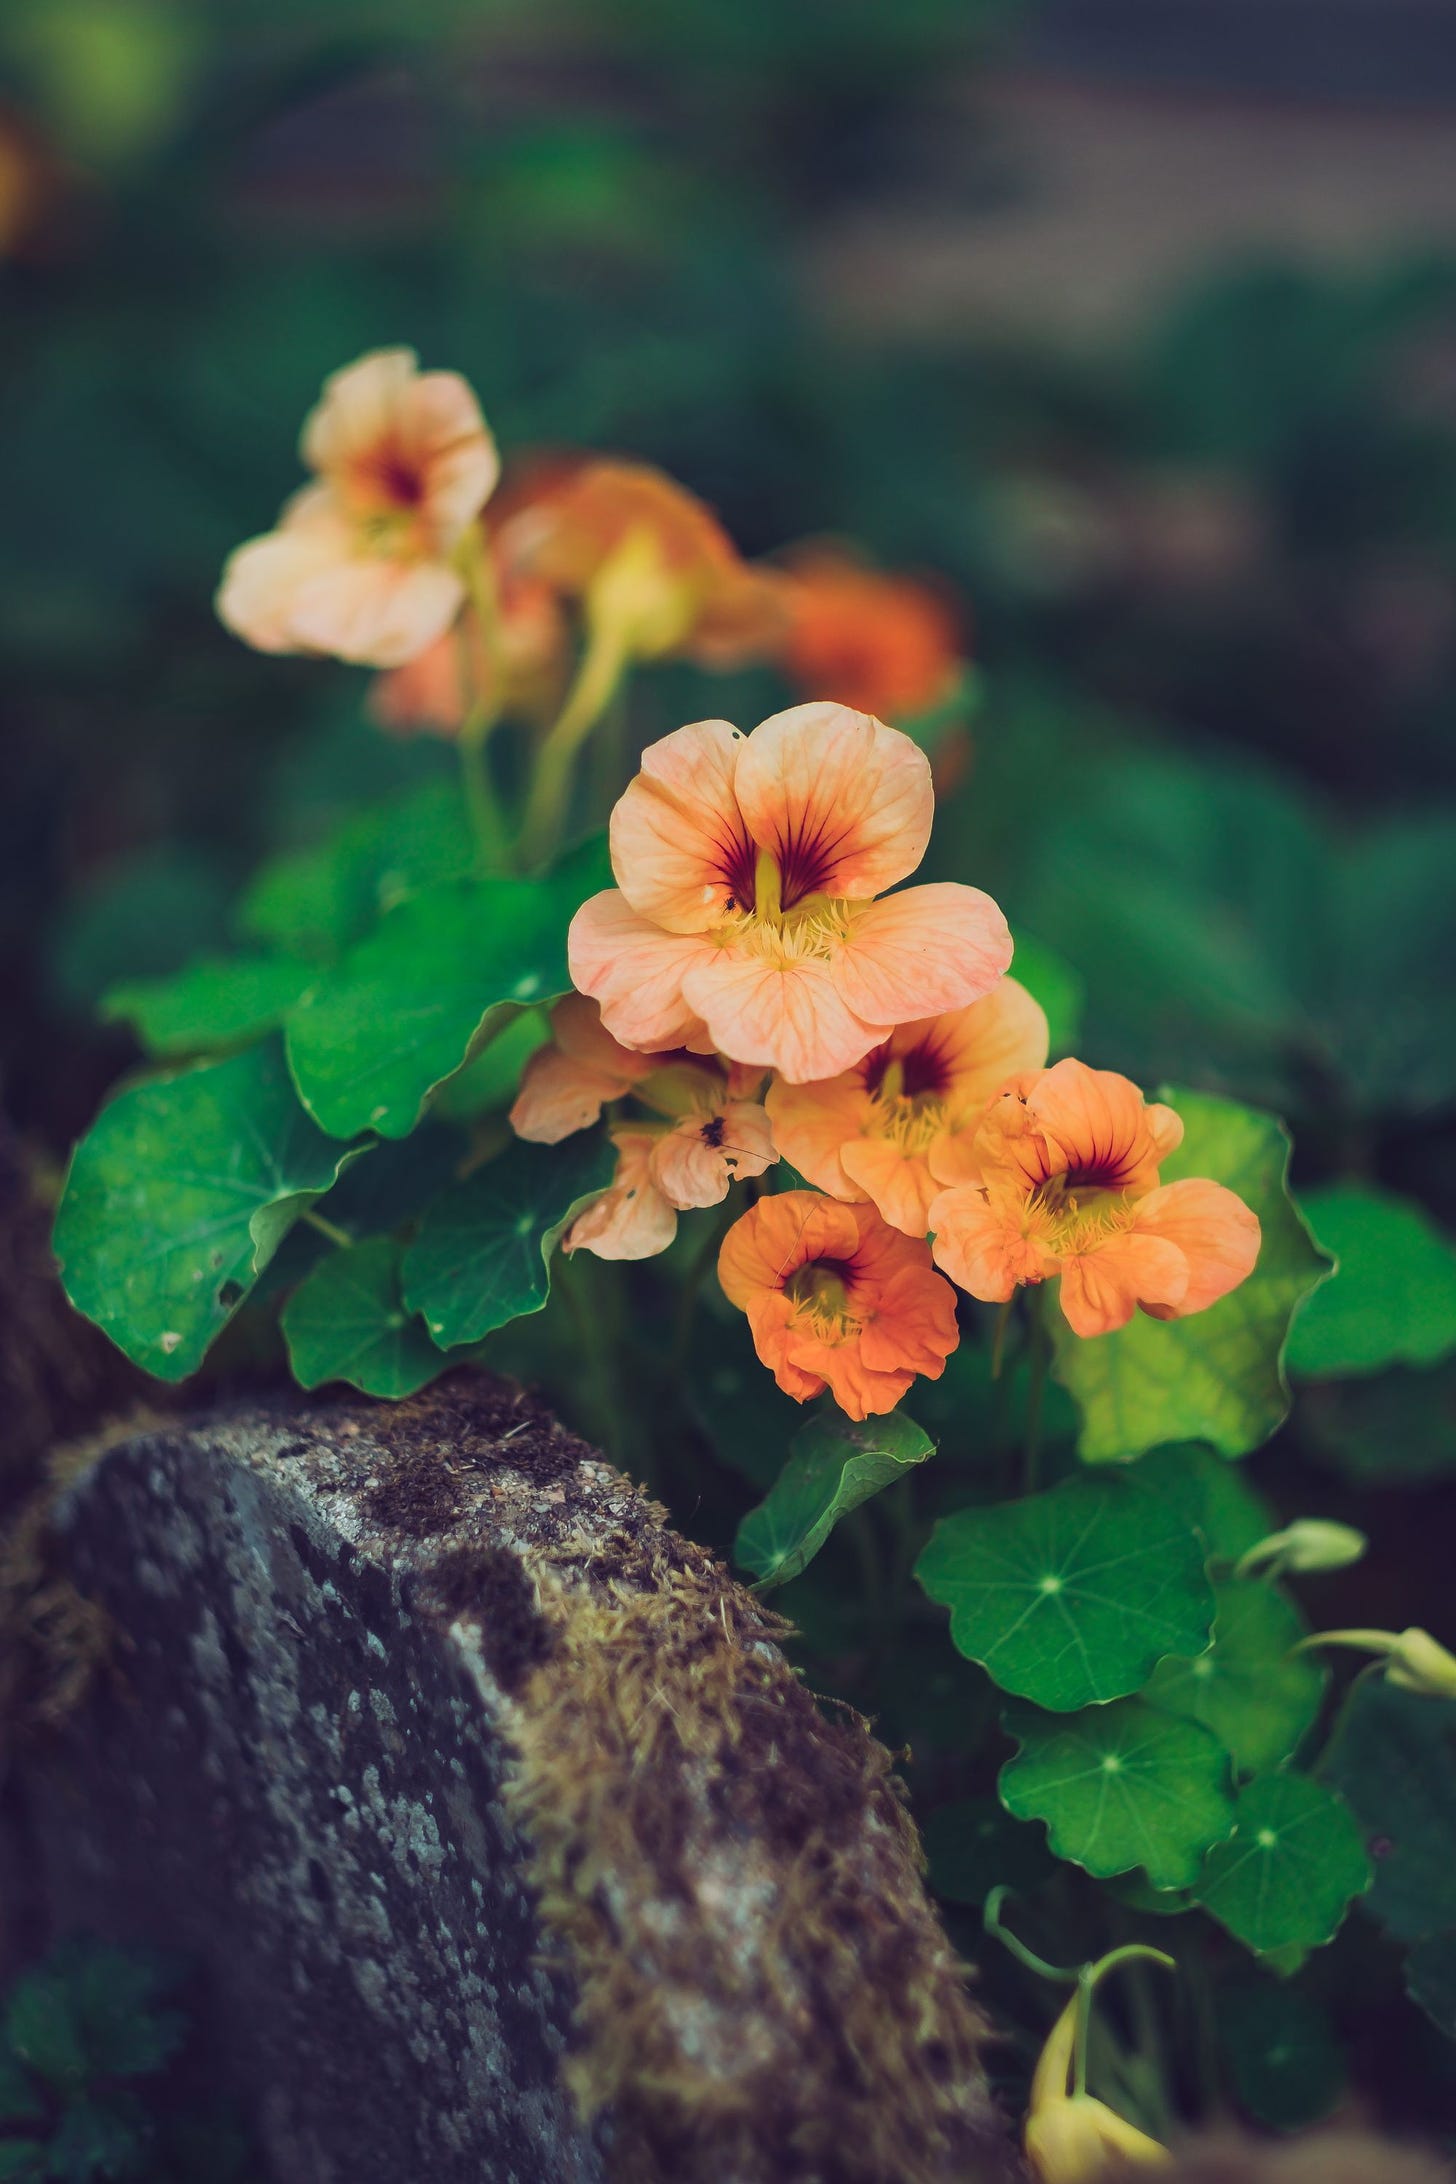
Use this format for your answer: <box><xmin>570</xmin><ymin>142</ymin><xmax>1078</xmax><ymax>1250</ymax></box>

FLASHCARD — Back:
<box><xmin>999</xmin><ymin>1698</ymin><xmax>1235</xmax><ymax>1888</ymax></box>
<box><xmin>1144</xmin><ymin>1579</ymin><xmax>1326</xmax><ymax>1775</ymax></box>
<box><xmin>1218</xmin><ymin>1975</ymin><xmax>1344</xmax><ymax>2129</ymax></box>
<box><xmin>1288</xmin><ymin>1184</ymin><xmax>1456</xmax><ymax>1381</ymax></box>
<box><xmin>282</xmin><ymin>1238</ymin><xmax>448</xmax><ymax>1398</ymax></box>
<box><xmin>735</xmin><ymin>1410</ymin><xmax>935</xmax><ymax>1589</ymax></box>
<box><xmin>102</xmin><ymin>954</ymin><xmax>314</xmax><ymax>1056</ymax></box>
<box><xmin>54</xmin><ymin>1040</ymin><xmax>364</xmax><ymax>1380</ymax></box>
<box><xmin>402</xmin><ymin>1133</ymin><xmax>615</xmax><ymax>1346</ymax></box>
<box><xmin>1052</xmin><ymin>1089</ymin><xmax>1333</xmax><ymax>1463</ymax></box>
<box><xmin>238</xmin><ymin>778</ymin><xmax>476</xmax><ymax>962</ymax></box>
<box><xmin>914</xmin><ymin>1473</ymin><xmax>1214</xmax><ymax>1710</ymax></box>
<box><xmin>1322</xmin><ymin>1680</ymin><xmax>1456</xmax><ymax>1944</ymax></box>
<box><xmin>1195</xmin><ymin>1773</ymin><xmax>1371</xmax><ymax>1954</ymax></box>
<box><xmin>285</xmin><ymin>874</ymin><xmax>576</xmax><ymax>1139</ymax></box>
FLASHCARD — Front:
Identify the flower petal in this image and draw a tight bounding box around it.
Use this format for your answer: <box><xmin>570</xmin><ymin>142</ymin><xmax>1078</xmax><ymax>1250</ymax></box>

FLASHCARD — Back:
<box><xmin>609</xmin><ymin>719</ymin><xmax>756</xmax><ymax>933</ymax></box>
<box><xmin>568</xmin><ymin>891</ymin><xmax>715</xmax><ymax>1052</ymax></box>
<box><xmin>565</xmin><ymin>1132</ymin><xmax>677</xmax><ymax>1260</ymax></box>
<box><xmin>830</xmin><ymin>883</ymin><xmax>1012</xmax><ymax>1029</ymax></box>
<box><xmin>840</xmin><ymin>1135</ymin><xmax>939</xmax><ymax>1238</ymax></box>
<box><xmin>302</xmin><ymin>349</ymin><xmax>419</xmax><ymax>475</ymax></box>
<box><xmin>763</xmin><ymin>1072</ymin><xmax>874</xmax><ymax>1199</ymax></box>
<box><xmin>289</xmin><ymin>556</ymin><xmax>465</xmax><ymax>669</ymax></box>
<box><xmin>1057</xmin><ymin>1228</ymin><xmax>1189</xmax><ymax>1340</ymax></box>
<box><xmin>929</xmin><ymin>1183</ymin><xmax>1046</xmax><ymax>1302</ymax></box>
<box><xmin>734</xmin><ymin>701</ymin><xmax>932</xmax><ymax>904</ymax></box>
<box><xmin>403</xmin><ymin>369</ymin><xmax>500</xmax><ymax>543</ymax></box>
<box><xmin>683</xmin><ymin>948</ymin><xmax>880</xmax><ymax>1082</ymax></box>
<box><xmin>1130</xmin><ymin>1178</ymin><xmax>1261</xmax><ymax>1319</ymax></box>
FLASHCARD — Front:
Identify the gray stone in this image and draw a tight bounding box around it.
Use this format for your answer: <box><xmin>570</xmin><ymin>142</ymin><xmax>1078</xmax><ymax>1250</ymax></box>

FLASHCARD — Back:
<box><xmin>7</xmin><ymin>1376</ymin><xmax>1021</xmax><ymax>2184</ymax></box>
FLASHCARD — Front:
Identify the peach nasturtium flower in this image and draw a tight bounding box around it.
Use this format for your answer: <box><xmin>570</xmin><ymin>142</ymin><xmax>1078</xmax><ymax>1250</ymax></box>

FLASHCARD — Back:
<box><xmin>568</xmin><ymin>703</ymin><xmax>1012</xmax><ymax>1081</ymax></box>
<box><xmin>717</xmin><ymin>1191</ymin><xmax>959</xmax><ymax>1419</ymax></box>
<box><xmin>765</xmin><ymin>978</ymin><xmax>1048</xmax><ymax>1238</ymax></box>
<box><xmin>217</xmin><ymin>349</ymin><xmax>499</xmax><ymax>668</ymax></box>
<box><xmin>777</xmin><ymin>541</ymin><xmax>963</xmax><ymax>722</ymax></box>
<box><xmin>502</xmin><ymin>458</ymin><xmax>786</xmax><ymax>666</ymax></box>
<box><xmin>928</xmin><ymin>1058</ymin><xmax>1260</xmax><ymax>1339</ymax></box>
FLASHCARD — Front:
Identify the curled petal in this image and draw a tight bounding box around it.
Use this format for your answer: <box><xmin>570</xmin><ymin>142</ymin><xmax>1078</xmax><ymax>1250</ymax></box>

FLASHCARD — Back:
<box><xmin>568</xmin><ymin>891</ymin><xmax>715</xmax><ymax>1053</ymax></box>
<box><xmin>509</xmin><ymin>1047</ymin><xmax>623</xmax><ymax>1144</ymax></box>
<box><xmin>831</xmin><ymin>884</ymin><xmax>1012</xmax><ymax>1030</ymax></box>
<box><xmin>565</xmin><ymin>1132</ymin><xmax>677</xmax><ymax>1261</ymax></box>
<box><xmin>1131</xmin><ymin>1178</ymin><xmax>1261</xmax><ymax>1319</ymax></box>
<box><xmin>1057</xmin><ymin>1228</ymin><xmax>1189</xmax><ymax>1339</ymax></box>
<box><xmin>734</xmin><ymin>701</ymin><xmax>932</xmax><ymax>905</ymax></box>
<box><xmin>609</xmin><ymin>719</ymin><xmax>756</xmax><ymax>933</ymax></box>
<box><xmin>929</xmin><ymin>1184</ymin><xmax>1049</xmax><ymax>1303</ymax></box>
<box><xmin>745</xmin><ymin>1292</ymin><xmax>827</xmax><ymax>1404</ymax></box>
<box><xmin>1025</xmin><ymin>1058</ymin><xmax>1168</xmax><ymax>1196</ymax></box>
<box><xmin>651</xmin><ymin>1099</ymin><xmax>776</xmax><ymax>1209</ymax></box>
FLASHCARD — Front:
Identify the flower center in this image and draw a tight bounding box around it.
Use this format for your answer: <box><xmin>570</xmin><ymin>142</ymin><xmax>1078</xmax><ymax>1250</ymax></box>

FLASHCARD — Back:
<box><xmin>785</xmin><ymin>1255</ymin><xmax>859</xmax><ymax>1331</ymax></box>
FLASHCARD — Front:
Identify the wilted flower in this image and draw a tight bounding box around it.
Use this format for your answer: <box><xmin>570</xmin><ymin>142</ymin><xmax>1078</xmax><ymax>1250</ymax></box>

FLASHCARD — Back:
<box><xmin>217</xmin><ymin>348</ymin><xmax>499</xmax><ymax>668</ymax></box>
<box><xmin>717</xmin><ymin>1190</ymin><xmax>959</xmax><ymax>1419</ymax></box>
<box><xmin>569</xmin><ymin>703</ymin><xmax>1011</xmax><ymax>1081</ymax></box>
<box><xmin>1025</xmin><ymin>1996</ymin><xmax>1169</xmax><ymax>2182</ymax></box>
<box><xmin>928</xmin><ymin>1058</ymin><xmax>1260</xmax><ymax>1338</ymax></box>
<box><xmin>765</xmin><ymin>979</ymin><xmax>1047</xmax><ymax>1237</ymax></box>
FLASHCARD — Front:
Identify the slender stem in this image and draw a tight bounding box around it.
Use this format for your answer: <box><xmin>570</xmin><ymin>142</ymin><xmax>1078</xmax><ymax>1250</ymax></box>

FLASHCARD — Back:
<box><xmin>455</xmin><ymin>536</ymin><xmax>510</xmax><ymax>872</ymax></box>
<box><xmin>983</xmin><ymin>1889</ymin><xmax>1080</xmax><ymax>1986</ymax></box>
<box><xmin>518</xmin><ymin>622</ymin><xmax>629</xmax><ymax>870</ymax></box>
<box><xmin>1022</xmin><ymin>1295</ymin><xmax>1050</xmax><ymax>1494</ymax></box>
<box><xmin>302</xmin><ymin>1209</ymin><xmax>354</xmax><ymax>1251</ymax></box>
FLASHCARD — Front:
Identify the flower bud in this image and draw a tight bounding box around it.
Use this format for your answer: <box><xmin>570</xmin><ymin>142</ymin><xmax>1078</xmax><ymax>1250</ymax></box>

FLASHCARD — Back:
<box><xmin>1387</xmin><ymin>1628</ymin><xmax>1456</xmax><ymax>1699</ymax></box>
<box><xmin>1237</xmin><ymin>1520</ymin><xmax>1366</xmax><ymax>1578</ymax></box>
<box><xmin>1027</xmin><ymin>2095</ymin><xmax>1171</xmax><ymax>2181</ymax></box>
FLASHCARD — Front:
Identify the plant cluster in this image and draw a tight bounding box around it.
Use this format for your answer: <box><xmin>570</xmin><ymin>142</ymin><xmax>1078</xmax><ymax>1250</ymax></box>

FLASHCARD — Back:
<box><xmin>49</xmin><ymin>350</ymin><xmax>1456</xmax><ymax>2170</ymax></box>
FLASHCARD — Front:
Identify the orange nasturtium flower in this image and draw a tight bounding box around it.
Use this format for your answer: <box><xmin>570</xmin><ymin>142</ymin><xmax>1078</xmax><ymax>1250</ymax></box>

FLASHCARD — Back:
<box><xmin>501</xmin><ymin>458</ymin><xmax>786</xmax><ymax>666</ymax></box>
<box><xmin>776</xmin><ymin>541</ymin><xmax>963</xmax><ymax>722</ymax></box>
<box><xmin>928</xmin><ymin>1058</ymin><xmax>1260</xmax><ymax>1339</ymax></box>
<box><xmin>568</xmin><ymin>703</ymin><xmax>1012</xmax><ymax>1082</ymax></box>
<box><xmin>217</xmin><ymin>349</ymin><xmax>499</xmax><ymax>668</ymax></box>
<box><xmin>765</xmin><ymin>978</ymin><xmax>1048</xmax><ymax>1238</ymax></box>
<box><xmin>717</xmin><ymin>1191</ymin><xmax>959</xmax><ymax>1419</ymax></box>
<box><xmin>512</xmin><ymin>998</ymin><xmax>776</xmax><ymax>1260</ymax></box>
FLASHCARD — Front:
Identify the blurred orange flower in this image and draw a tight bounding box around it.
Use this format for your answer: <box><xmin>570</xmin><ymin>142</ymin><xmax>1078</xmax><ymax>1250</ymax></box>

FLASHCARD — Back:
<box><xmin>569</xmin><ymin>703</ymin><xmax>1011</xmax><ymax>1080</ymax></box>
<box><xmin>776</xmin><ymin>542</ymin><xmax>963</xmax><ymax>721</ymax></box>
<box><xmin>928</xmin><ymin>1059</ymin><xmax>1260</xmax><ymax>1338</ymax></box>
<box><xmin>766</xmin><ymin>978</ymin><xmax>1048</xmax><ymax>1237</ymax></box>
<box><xmin>501</xmin><ymin>457</ymin><xmax>786</xmax><ymax>665</ymax></box>
<box><xmin>217</xmin><ymin>348</ymin><xmax>499</xmax><ymax>668</ymax></box>
<box><xmin>718</xmin><ymin>1191</ymin><xmax>959</xmax><ymax>1419</ymax></box>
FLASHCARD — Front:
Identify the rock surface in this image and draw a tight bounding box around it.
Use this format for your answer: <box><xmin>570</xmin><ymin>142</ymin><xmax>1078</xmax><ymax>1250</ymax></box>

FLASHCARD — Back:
<box><xmin>6</xmin><ymin>1376</ymin><xmax>1021</xmax><ymax>2184</ymax></box>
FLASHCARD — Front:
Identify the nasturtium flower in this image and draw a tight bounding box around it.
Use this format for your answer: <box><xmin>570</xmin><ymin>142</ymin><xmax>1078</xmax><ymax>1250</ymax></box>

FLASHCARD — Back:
<box><xmin>569</xmin><ymin>704</ymin><xmax>1012</xmax><ymax>1081</ymax></box>
<box><xmin>717</xmin><ymin>1190</ymin><xmax>959</xmax><ymax>1419</ymax></box>
<box><xmin>928</xmin><ymin>1058</ymin><xmax>1260</xmax><ymax>1339</ymax></box>
<box><xmin>502</xmin><ymin>457</ymin><xmax>786</xmax><ymax>666</ymax></box>
<box><xmin>776</xmin><ymin>540</ymin><xmax>963</xmax><ymax>722</ymax></box>
<box><xmin>765</xmin><ymin>978</ymin><xmax>1048</xmax><ymax>1237</ymax></box>
<box><xmin>1025</xmin><ymin>1996</ymin><xmax>1169</xmax><ymax>2181</ymax></box>
<box><xmin>217</xmin><ymin>349</ymin><xmax>499</xmax><ymax>668</ymax></box>
<box><xmin>565</xmin><ymin>1129</ymin><xmax>676</xmax><ymax>1261</ymax></box>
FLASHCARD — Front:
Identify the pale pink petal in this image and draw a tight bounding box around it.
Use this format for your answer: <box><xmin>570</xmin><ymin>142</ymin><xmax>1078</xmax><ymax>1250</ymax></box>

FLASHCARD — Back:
<box><xmin>733</xmin><ymin>701</ymin><xmax>932</xmax><ymax>905</ymax></box>
<box><xmin>651</xmin><ymin>1100</ymin><xmax>776</xmax><ymax>1209</ymax></box>
<box><xmin>829</xmin><ymin>884</ymin><xmax>1012</xmax><ymax>1029</ymax></box>
<box><xmin>565</xmin><ymin>1133</ymin><xmax>677</xmax><ymax>1260</ymax></box>
<box><xmin>550</xmin><ymin>991</ymin><xmax>658</xmax><ymax>1081</ymax></box>
<box><xmin>568</xmin><ymin>890</ymin><xmax>717</xmax><ymax>1052</ymax></box>
<box><xmin>404</xmin><ymin>370</ymin><xmax>500</xmax><ymax>543</ymax></box>
<box><xmin>682</xmin><ymin>949</ymin><xmax>880</xmax><ymax>1082</ymax></box>
<box><xmin>609</xmin><ymin>718</ymin><xmax>756</xmax><ymax>933</ymax></box>
<box><xmin>1058</xmin><ymin>1229</ymin><xmax>1188</xmax><ymax>1339</ymax></box>
<box><xmin>216</xmin><ymin>524</ymin><xmax>345</xmax><ymax>655</ymax></box>
<box><xmin>1130</xmin><ymin>1178</ymin><xmax>1261</xmax><ymax>1318</ymax></box>
<box><xmin>301</xmin><ymin>349</ymin><xmax>419</xmax><ymax>475</ymax></box>
<box><xmin>763</xmin><ymin>1073</ymin><xmax>873</xmax><ymax>1198</ymax></box>
<box><xmin>509</xmin><ymin>1048</ymin><xmax>623</xmax><ymax>1144</ymax></box>
<box><xmin>288</xmin><ymin>556</ymin><xmax>465</xmax><ymax>668</ymax></box>
<box><xmin>840</xmin><ymin>1136</ymin><xmax>939</xmax><ymax>1238</ymax></box>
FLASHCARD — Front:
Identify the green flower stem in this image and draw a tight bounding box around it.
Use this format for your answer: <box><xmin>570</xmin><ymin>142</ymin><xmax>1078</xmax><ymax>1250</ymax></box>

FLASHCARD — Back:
<box><xmin>983</xmin><ymin>1888</ymin><xmax>1080</xmax><ymax>1986</ymax></box>
<box><xmin>1074</xmin><ymin>1946</ymin><xmax>1176</xmax><ymax>2102</ymax></box>
<box><xmin>519</xmin><ymin>622</ymin><xmax>630</xmax><ymax>870</ymax></box>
